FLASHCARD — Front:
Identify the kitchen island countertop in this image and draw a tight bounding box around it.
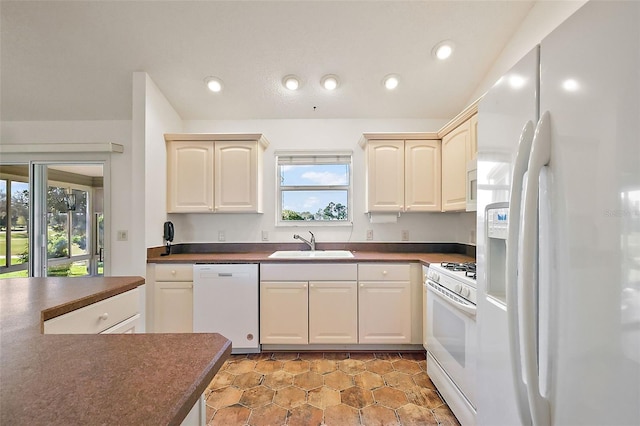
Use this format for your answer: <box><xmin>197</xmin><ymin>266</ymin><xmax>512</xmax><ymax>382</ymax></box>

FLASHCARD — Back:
<box><xmin>0</xmin><ymin>277</ymin><xmax>231</xmax><ymax>425</ymax></box>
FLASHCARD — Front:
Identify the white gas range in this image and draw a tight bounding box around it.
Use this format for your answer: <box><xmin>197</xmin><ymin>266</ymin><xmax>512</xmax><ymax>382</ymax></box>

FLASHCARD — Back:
<box><xmin>424</xmin><ymin>262</ymin><xmax>477</xmax><ymax>426</ymax></box>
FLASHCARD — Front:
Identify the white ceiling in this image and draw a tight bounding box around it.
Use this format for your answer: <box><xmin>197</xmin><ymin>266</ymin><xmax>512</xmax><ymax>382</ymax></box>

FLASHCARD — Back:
<box><xmin>1</xmin><ymin>1</ymin><xmax>535</xmax><ymax>122</ymax></box>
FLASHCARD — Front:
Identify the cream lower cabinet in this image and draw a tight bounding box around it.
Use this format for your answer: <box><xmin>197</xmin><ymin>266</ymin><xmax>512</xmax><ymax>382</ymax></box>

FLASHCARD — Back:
<box><xmin>260</xmin><ymin>263</ymin><xmax>358</xmax><ymax>345</ymax></box>
<box><xmin>260</xmin><ymin>281</ymin><xmax>309</xmax><ymax>345</ymax></box>
<box><xmin>309</xmin><ymin>281</ymin><xmax>358</xmax><ymax>344</ymax></box>
<box><xmin>153</xmin><ymin>264</ymin><xmax>193</xmax><ymax>333</ymax></box>
<box><xmin>358</xmin><ymin>264</ymin><xmax>411</xmax><ymax>344</ymax></box>
<box><xmin>44</xmin><ymin>288</ymin><xmax>141</xmax><ymax>334</ymax></box>
<box><xmin>165</xmin><ymin>134</ymin><xmax>269</xmax><ymax>214</ymax></box>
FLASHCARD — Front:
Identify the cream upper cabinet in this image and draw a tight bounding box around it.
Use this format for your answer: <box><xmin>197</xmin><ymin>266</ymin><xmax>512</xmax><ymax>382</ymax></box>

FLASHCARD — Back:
<box><xmin>167</xmin><ymin>141</ymin><xmax>214</xmax><ymax>213</ymax></box>
<box><xmin>441</xmin><ymin>120</ymin><xmax>470</xmax><ymax>211</ymax></box>
<box><xmin>165</xmin><ymin>134</ymin><xmax>268</xmax><ymax>214</ymax></box>
<box><xmin>362</xmin><ymin>134</ymin><xmax>441</xmax><ymax>213</ymax></box>
<box><xmin>469</xmin><ymin>113</ymin><xmax>478</xmax><ymax>162</ymax></box>
<box><xmin>214</xmin><ymin>141</ymin><xmax>262</xmax><ymax>213</ymax></box>
<box><xmin>366</xmin><ymin>140</ymin><xmax>405</xmax><ymax>212</ymax></box>
<box><xmin>405</xmin><ymin>140</ymin><xmax>441</xmax><ymax>212</ymax></box>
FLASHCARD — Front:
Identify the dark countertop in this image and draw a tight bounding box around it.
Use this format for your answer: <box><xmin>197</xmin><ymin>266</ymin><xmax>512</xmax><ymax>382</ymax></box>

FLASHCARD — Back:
<box><xmin>147</xmin><ymin>250</ymin><xmax>475</xmax><ymax>265</ymax></box>
<box><xmin>0</xmin><ymin>277</ymin><xmax>231</xmax><ymax>425</ymax></box>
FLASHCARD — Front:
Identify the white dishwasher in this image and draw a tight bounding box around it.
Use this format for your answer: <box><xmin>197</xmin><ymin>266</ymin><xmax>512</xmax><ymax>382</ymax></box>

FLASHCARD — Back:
<box><xmin>193</xmin><ymin>263</ymin><xmax>259</xmax><ymax>354</ymax></box>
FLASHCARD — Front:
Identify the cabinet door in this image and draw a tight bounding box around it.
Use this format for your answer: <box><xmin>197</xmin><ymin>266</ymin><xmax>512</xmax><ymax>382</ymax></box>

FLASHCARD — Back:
<box><xmin>101</xmin><ymin>314</ymin><xmax>141</xmax><ymax>334</ymax></box>
<box><xmin>309</xmin><ymin>281</ymin><xmax>357</xmax><ymax>344</ymax></box>
<box><xmin>358</xmin><ymin>281</ymin><xmax>411</xmax><ymax>344</ymax></box>
<box><xmin>441</xmin><ymin>120</ymin><xmax>470</xmax><ymax>211</ymax></box>
<box><xmin>260</xmin><ymin>281</ymin><xmax>308</xmax><ymax>344</ymax></box>
<box><xmin>469</xmin><ymin>114</ymin><xmax>478</xmax><ymax>162</ymax></box>
<box><xmin>366</xmin><ymin>140</ymin><xmax>404</xmax><ymax>212</ymax></box>
<box><xmin>154</xmin><ymin>281</ymin><xmax>193</xmax><ymax>333</ymax></box>
<box><xmin>167</xmin><ymin>141</ymin><xmax>214</xmax><ymax>213</ymax></box>
<box><xmin>214</xmin><ymin>141</ymin><xmax>259</xmax><ymax>212</ymax></box>
<box><xmin>405</xmin><ymin>140</ymin><xmax>441</xmax><ymax>212</ymax></box>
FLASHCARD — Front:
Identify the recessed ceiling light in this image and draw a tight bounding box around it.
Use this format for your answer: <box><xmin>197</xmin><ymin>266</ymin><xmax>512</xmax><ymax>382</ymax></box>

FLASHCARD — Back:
<box><xmin>321</xmin><ymin>74</ymin><xmax>339</xmax><ymax>91</ymax></box>
<box><xmin>204</xmin><ymin>76</ymin><xmax>223</xmax><ymax>93</ymax></box>
<box><xmin>383</xmin><ymin>74</ymin><xmax>400</xmax><ymax>90</ymax></box>
<box><xmin>432</xmin><ymin>41</ymin><xmax>454</xmax><ymax>60</ymax></box>
<box><xmin>283</xmin><ymin>75</ymin><xmax>300</xmax><ymax>91</ymax></box>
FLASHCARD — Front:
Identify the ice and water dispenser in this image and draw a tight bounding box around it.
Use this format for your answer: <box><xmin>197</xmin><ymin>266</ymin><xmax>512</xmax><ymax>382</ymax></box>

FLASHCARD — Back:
<box><xmin>485</xmin><ymin>202</ymin><xmax>509</xmax><ymax>304</ymax></box>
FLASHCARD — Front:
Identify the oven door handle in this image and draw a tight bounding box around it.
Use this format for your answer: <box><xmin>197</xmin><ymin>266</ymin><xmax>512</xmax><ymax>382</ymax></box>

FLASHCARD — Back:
<box><xmin>426</xmin><ymin>281</ymin><xmax>476</xmax><ymax>317</ymax></box>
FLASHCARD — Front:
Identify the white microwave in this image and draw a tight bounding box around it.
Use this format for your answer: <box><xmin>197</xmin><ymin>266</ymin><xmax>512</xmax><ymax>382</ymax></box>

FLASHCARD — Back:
<box><xmin>466</xmin><ymin>160</ymin><xmax>477</xmax><ymax>211</ymax></box>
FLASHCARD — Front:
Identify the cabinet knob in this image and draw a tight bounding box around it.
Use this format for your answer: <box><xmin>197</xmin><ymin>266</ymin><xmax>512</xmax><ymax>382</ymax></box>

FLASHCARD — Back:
<box><xmin>382</xmin><ymin>270</ymin><xmax>388</xmax><ymax>275</ymax></box>
<box><xmin>99</xmin><ymin>313</ymin><xmax>109</xmax><ymax>321</ymax></box>
<box><xmin>303</xmin><ymin>284</ymin><xmax>307</xmax><ymax>288</ymax></box>
<box><xmin>310</xmin><ymin>284</ymin><xmax>314</xmax><ymax>288</ymax></box>
<box><xmin>360</xmin><ymin>284</ymin><xmax>364</xmax><ymax>288</ymax></box>
<box><xmin>171</xmin><ymin>270</ymin><xmax>176</xmax><ymax>275</ymax></box>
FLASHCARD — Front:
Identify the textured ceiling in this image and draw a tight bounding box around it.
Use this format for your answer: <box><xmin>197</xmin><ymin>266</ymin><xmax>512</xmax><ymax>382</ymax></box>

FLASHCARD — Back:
<box><xmin>1</xmin><ymin>1</ymin><xmax>534</xmax><ymax>121</ymax></box>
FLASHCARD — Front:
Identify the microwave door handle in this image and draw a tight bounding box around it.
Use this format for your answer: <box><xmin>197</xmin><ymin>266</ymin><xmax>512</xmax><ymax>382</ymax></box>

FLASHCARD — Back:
<box><xmin>506</xmin><ymin>120</ymin><xmax>535</xmax><ymax>426</ymax></box>
<box><xmin>521</xmin><ymin>111</ymin><xmax>552</xmax><ymax>426</ymax></box>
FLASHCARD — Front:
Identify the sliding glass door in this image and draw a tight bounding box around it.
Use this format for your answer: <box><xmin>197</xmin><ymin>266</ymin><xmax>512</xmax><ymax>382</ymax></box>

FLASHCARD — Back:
<box><xmin>0</xmin><ymin>162</ymin><xmax>105</xmax><ymax>278</ymax></box>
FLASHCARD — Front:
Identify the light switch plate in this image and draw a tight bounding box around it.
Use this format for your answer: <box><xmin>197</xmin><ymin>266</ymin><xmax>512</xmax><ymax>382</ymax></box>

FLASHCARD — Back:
<box><xmin>117</xmin><ymin>230</ymin><xmax>128</xmax><ymax>241</ymax></box>
<box><xmin>261</xmin><ymin>230</ymin><xmax>269</xmax><ymax>241</ymax></box>
<box><xmin>401</xmin><ymin>230</ymin><xmax>409</xmax><ymax>241</ymax></box>
<box><xmin>366</xmin><ymin>229</ymin><xmax>373</xmax><ymax>240</ymax></box>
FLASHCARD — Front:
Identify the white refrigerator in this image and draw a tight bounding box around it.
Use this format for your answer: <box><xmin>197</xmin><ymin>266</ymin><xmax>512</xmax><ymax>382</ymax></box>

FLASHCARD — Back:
<box><xmin>476</xmin><ymin>1</ymin><xmax>640</xmax><ymax>425</ymax></box>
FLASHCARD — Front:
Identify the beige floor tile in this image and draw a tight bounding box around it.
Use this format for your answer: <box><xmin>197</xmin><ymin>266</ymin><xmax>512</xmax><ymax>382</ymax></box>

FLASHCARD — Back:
<box><xmin>433</xmin><ymin>405</ymin><xmax>461</xmax><ymax>426</ymax></box>
<box><xmin>341</xmin><ymin>386</ymin><xmax>374</xmax><ymax>409</ymax></box>
<box><xmin>233</xmin><ymin>371</ymin><xmax>263</xmax><ymax>390</ymax></box>
<box><xmin>354</xmin><ymin>371</ymin><xmax>385</xmax><ymax>390</ymax></box>
<box><xmin>382</xmin><ymin>371</ymin><xmax>414</xmax><ymax>391</ymax></box>
<box><xmin>396</xmin><ymin>403</ymin><xmax>438</xmax><ymax>426</ymax></box>
<box><xmin>293</xmin><ymin>371</ymin><xmax>323</xmax><ymax>390</ymax></box>
<box><xmin>310</xmin><ymin>358</ymin><xmax>338</xmax><ymax>375</ymax></box>
<box><xmin>418</xmin><ymin>360</ymin><xmax>427</xmax><ymax>372</ymax></box>
<box><xmin>360</xmin><ymin>405</ymin><xmax>400</xmax><ymax>426</ymax></box>
<box><xmin>240</xmin><ymin>386</ymin><xmax>275</xmax><ymax>409</ymax></box>
<box><xmin>373</xmin><ymin>387</ymin><xmax>408</xmax><ymax>409</ymax></box>
<box><xmin>207</xmin><ymin>370</ymin><xmax>236</xmax><ymax>390</ymax></box>
<box><xmin>374</xmin><ymin>352</ymin><xmax>401</xmax><ymax>361</ymax></box>
<box><xmin>247</xmin><ymin>403</ymin><xmax>288</xmax><ymax>426</ymax></box>
<box><xmin>273</xmin><ymin>386</ymin><xmax>307</xmax><ymax>409</ymax></box>
<box><xmin>263</xmin><ymin>370</ymin><xmax>294</xmax><ymax>390</ymax></box>
<box><xmin>348</xmin><ymin>352</ymin><xmax>376</xmax><ymax>362</ymax></box>
<box><xmin>286</xmin><ymin>403</ymin><xmax>324</xmax><ymax>426</ymax></box>
<box><xmin>411</xmin><ymin>372</ymin><xmax>436</xmax><ymax>389</ymax></box>
<box><xmin>283</xmin><ymin>359</ymin><xmax>310</xmax><ymax>374</ymax></box>
<box><xmin>324</xmin><ymin>370</ymin><xmax>354</xmax><ymax>390</ymax></box>
<box><xmin>307</xmin><ymin>386</ymin><xmax>341</xmax><ymax>409</ymax></box>
<box><xmin>324</xmin><ymin>352</ymin><xmax>349</xmax><ymax>360</ymax></box>
<box><xmin>391</xmin><ymin>359</ymin><xmax>422</xmax><ymax>375</ymax></box>
<box><xmin>366</xmin><ymin>359</ymin><xmax>394</xmax><ymax>376</ymax></box>
<box><xmin>209</xmin><ymin>404</ymin><xmax>251</xmax><ymax>426</ymax></box>
<box><xmin>225</xmin><ymin>359</ymin><xmax>258</xmax><ymax>375</ymax></box>
<box><xmin>404</xmin><ymin>386</ymin><xmax>444</xmax><ymax>409</ymax></box>
<box><xmin>207</xmin><ymin>387</ymin><xmax>243</xmax><ymax>409</ymax></box>
<box><xmin>272</xmin><ymin>352</ymin><xmax>299</xmax><ymax>361</ymax></box>
<box><xmin>255</xmin><ymin>359</ymin><xmax>284</xmax><ymax>374</ymax></box>
<box><xmin>298</xmin><ymin>352</ymin><xmax>325</xmax><ymax>361</ymax></box>
<box><xmin>338</xmin><ymin>359</ymin><xmax>366</xmax><ymax>375</ymax></box>
<box><xmin>323</xmin><ymin>404</ymin><xmax>360</xmax><ymax>426</ymax></box>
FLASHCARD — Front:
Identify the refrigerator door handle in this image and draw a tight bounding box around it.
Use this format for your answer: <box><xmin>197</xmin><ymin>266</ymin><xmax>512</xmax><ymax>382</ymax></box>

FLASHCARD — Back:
<box><xmin>506</xmin><ymin>120</ymin><xmax>536</xmax><ymax>426</ymax></box>
<box><xmin>521</xmin><ymin>111</ymin><xmax>552</xmax><ymax>426</ymax></box>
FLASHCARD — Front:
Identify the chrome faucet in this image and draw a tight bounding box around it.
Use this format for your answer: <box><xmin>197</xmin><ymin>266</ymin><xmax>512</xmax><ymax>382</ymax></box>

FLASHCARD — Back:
<box><xmin>294</xmin><ymin>231</ymin><xmax>316</xmax><ymax>251</ymax></box>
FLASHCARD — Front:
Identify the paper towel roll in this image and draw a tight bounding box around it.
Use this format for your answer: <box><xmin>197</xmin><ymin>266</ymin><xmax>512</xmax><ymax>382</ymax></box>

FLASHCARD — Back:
<box><xmin>369</xmin><ymin>213</ymin><xmax>399</xmax><ymax>224</ymax></box>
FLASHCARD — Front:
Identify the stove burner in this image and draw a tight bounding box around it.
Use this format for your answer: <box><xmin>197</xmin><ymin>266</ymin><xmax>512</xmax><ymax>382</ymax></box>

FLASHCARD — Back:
<box><xmin>441</xmin><ymin>262</ymin><xmax>476</xmax><ymax>274</ymax></box>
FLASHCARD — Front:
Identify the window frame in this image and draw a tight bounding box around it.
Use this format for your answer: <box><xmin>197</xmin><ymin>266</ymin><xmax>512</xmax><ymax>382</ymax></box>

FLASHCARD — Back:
<box><xmin>275</xmin><ymin>151</ymin><xmax>353</xmax><ymax>227</ymax></box>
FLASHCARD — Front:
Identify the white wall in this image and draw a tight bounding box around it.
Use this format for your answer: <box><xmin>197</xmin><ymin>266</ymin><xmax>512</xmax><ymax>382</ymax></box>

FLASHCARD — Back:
<box><xmin>467</xmin><ymin>0</ymin><xmax>587</xmax><ymax>103</ymax></box>
<box><xmin>0</xmin><ymin>120</ymin><xmax>139</xmax><ymax>275</ymax></box>
<box><xmin>156</xmin><ymin>118</ymin><xmax>477</xmax><ymax>245</ymax></box>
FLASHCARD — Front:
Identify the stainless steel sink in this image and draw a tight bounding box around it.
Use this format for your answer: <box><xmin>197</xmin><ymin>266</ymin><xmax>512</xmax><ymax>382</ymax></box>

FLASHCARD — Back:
<box><xmin>268</xmin><ymin>250</ymin><xmax>354</xmax><ymax>259</ymax></box>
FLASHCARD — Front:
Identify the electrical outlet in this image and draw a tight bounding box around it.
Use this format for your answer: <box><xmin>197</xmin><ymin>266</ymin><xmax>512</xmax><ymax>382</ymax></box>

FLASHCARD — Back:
<box><xmin>366</xmin><ymin>229</ymin><xmax>373</xmax><ymax>240</ymax></box>
<box><xmin>401</xmin><ymin>230</ymin><xmax>409</xmax><ymax>241</ymax></box>
<box><xmin>261</xmin><ymin>230</ymin><xmax>269</xmax><ymax>241</ymax></box>
<box><xmin>117</xmin><ymin>230</ymin><xmax>128</xmax><ymax>241</ymax></box>
<box><xmin>218</xmin><ymin>230</ymin><xmax>226</xmax><ymax>242</ymax></box>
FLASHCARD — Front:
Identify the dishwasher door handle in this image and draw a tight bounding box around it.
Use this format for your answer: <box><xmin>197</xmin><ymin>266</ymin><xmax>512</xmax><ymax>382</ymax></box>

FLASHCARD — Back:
<box><xmin>218</xmin><ymin>272</ymin><xmax>233</xmax><ymax>277</ymax></box>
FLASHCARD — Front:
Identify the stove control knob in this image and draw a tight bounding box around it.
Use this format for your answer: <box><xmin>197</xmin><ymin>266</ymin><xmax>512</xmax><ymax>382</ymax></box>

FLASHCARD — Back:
<box><xmin>455</xmin><ymin>284</ymin><xmax>462</xmax><ymax>293</ymax></box>
<box><xmin>462</xmin><ymin>287</ymin><xmax>470</xmax><ymax>297</ymax></box>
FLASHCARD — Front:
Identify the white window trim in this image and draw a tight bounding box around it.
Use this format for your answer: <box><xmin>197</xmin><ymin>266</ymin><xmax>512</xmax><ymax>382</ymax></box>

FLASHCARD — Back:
<box><xmin>275</xmin><ymin>150</ymin><xmax>353</xmax><ymax>227</ymax></box>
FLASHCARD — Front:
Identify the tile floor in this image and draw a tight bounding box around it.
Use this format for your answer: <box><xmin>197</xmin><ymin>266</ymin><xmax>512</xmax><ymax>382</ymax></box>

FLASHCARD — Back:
<box><xmin>204</xmin><ymin>351</ymin><xmax>460</xmax><ymax>426</ymax></box>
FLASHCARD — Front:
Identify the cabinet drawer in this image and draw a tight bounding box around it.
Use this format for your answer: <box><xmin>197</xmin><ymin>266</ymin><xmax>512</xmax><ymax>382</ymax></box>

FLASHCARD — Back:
<box><xmin>358</xmin><ymin>263</ymin><xmax>410</xmax><ymax>281</ymax></box>
<box><xmin>155</xmin><ymin>263</ymin><xmax>194</xmax><ymax>281</ymax></box>
<box><xmin>44</xmin><ymin>288</ymin><xmax>139</xmax><ymax>334</ymax></box>
<box><xmin>261</xmin><ymin>263</ymin><xmax>357</xmax><ymax>281</ymax></box>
